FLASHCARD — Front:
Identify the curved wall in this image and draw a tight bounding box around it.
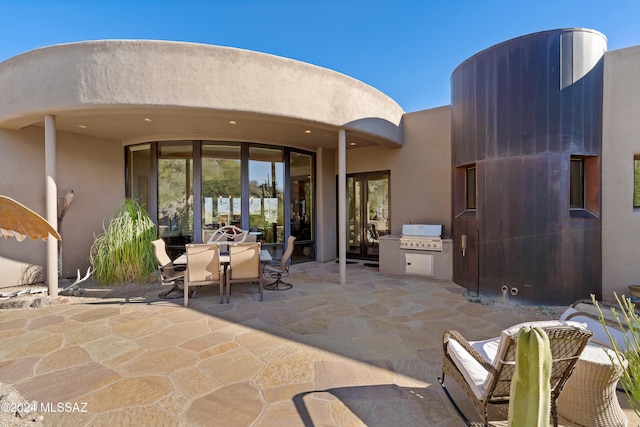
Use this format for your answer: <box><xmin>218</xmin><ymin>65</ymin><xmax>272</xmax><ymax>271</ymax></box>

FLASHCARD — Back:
<box><xmin>0</xmin><ymin>40</ymin><xmax>403</xmax><ymax>144</ymax></box>
<box><xmin>451</xmin><ymin>29</ymin><xmax>606</xmax><ymax>305</ymax></box>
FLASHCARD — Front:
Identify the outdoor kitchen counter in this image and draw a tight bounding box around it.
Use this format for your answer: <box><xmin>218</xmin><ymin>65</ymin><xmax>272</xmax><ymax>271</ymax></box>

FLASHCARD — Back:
<box><xmin>379</xmin><ymin>235</ymin><xmax>453</xmax><ymax>280</ymax></box>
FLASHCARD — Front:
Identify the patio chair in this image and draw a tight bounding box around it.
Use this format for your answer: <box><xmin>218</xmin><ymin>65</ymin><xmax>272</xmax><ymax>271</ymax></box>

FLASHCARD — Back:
<box><xmin>227</xmin><ymin>242</ymin><xmax>262</xmax><ymax>303</ymax></box>
<box><xmin>152</xmin><ymin>238</ymin><xmax>186</xmax><ymax>299</ymax></box>
<box><xmin>184</xmin><ymin>243</ymin><xmax>224</xmax><ymax>306</ymax></box>
<box><xmin>439</xmin><ymin>320</ymin><xmax>593</xmax><ymax>426</ymax></box>
<box><xmin>560</xmin><ymin>298</ymin><xmax>636</xmax><ymax>351</ymax></box>
<box><xmin>263</xmin><ymin>235</ymin><xmax>296</xmax><ymax>291</ymax></box>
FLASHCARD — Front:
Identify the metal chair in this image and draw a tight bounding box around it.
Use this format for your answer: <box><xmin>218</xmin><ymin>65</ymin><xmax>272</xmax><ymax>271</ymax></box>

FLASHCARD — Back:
<box><xmin>263</xmin><ymin>235</ymin><xmax>296</xmax><ymax>291</ymax></box>
<box><xmin>184</xmin><ymin>243</ymin><xmax>224</xmax><ymax>306</ymax></box>
<box><xmin>206</xmin><ymin>225</ymin><xmax>248</xmax><ymax>252</ymax></box>
<box><xmin>226</xmin><ymin>242</ymin><xmax>262</xmax><ymax>303</ymax></box>
<box><xmin>439</xmin><ymin>320</ymin><xmax>592</xmax><ymax>426</ymax></box>
<box><xmin>152</xmin><ymin>238</ymin><xmax>185</xmax><ymax>299</ymax></box>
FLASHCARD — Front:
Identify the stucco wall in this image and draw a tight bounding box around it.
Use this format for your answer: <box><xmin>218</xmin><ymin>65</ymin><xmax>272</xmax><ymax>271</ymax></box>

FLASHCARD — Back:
<box><xmin>0</xmin><ymin>126</ymin><xmax>124</xmax><ymax>287</ymax></box>
<box><xmin>315</xmin><ymin>147</ymin><xmax>337</xmax><ymax>262</ymax></box>
<box><xmin>0</xmin><ymin>41</ymin><xmax>403</xmax><ymax>145</ymax></box>
<box><xmin>602</xmin><ymin>45</ymin><xmax>640</xmax><ymax>299</ymax></box>
<box><xmin>346</xmin><ymin>106</ymin><xmax>452</xmax><ymax>236</ymax></box>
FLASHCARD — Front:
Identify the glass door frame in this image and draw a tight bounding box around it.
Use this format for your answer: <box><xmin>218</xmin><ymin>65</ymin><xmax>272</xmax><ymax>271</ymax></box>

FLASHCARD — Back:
<box><xmin>126</xmin><ymin>140</ymin><xmax>316</xmax><ymax>262</ymax></box>
<box><xmin>341</xmin><ymin>170</ymin><xmax>390</xmax><ymax>260</ymax></box>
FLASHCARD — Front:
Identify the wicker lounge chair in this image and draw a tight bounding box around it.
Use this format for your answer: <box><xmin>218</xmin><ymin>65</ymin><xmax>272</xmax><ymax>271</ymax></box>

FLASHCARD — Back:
<box><xmin>439</xmin><ymin>320</ymin><xmax>593</xmax><ymax>426</ymax></box>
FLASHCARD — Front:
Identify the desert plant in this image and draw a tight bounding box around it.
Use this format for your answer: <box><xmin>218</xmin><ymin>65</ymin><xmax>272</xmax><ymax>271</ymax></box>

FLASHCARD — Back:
<box><xmin>508</xmin><ymin>326</ymin><xmax>552</xmax><ymax>427</ymax></box>
<box><xmin>592</xmin><ymin>293</ymin><xmax>640</xmax><ymax>417</ymax></box>
<box><xmin>90</xmin><ymin>199</ymin><xmax>157</xmax><ymax>285</ymax></box>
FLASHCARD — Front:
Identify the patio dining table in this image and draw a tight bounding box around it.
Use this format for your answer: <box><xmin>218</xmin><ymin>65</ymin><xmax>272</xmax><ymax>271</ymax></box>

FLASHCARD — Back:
<box><xmin>174</xmin><ymin>248</ymin><xmax>272</xmax><ymax>304</ymax></box>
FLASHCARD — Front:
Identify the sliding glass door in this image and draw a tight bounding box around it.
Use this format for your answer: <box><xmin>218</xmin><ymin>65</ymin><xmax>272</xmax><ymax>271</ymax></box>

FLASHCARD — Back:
<box><xmin>345</xmin><ymin>171</ymin><xmax>390</xmax><ymax>260</ymax></box>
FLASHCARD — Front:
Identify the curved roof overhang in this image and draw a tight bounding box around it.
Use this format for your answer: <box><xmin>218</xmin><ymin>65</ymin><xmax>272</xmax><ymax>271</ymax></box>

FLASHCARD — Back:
<box><xmin>0</xmin><ymin>40</ymin><xmax>404</xmax><ymax>150</ymax></box>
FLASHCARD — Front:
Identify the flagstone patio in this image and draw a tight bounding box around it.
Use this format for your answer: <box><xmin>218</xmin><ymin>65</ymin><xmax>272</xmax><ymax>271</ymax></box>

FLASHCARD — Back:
<box><xmin>0</xmin><ymin>261</ymin><xmax>637</xmax><ymax>426</ymax></box>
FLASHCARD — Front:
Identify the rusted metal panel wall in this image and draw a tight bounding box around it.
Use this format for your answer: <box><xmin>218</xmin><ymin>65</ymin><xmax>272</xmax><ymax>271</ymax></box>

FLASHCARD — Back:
<box><xmin>451</xmin><ymin>29</ymin><xmax>605</xmax><ymax>305</ymax></box>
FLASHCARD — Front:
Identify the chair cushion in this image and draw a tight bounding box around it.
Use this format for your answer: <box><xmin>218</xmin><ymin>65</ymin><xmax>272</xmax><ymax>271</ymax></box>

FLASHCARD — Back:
<box><xmin>447</xmin><ymin>336</ymin><xmax>500</xmax><ymax>399</ymax></box>
<box><xmin>560</xmin><ymin>307</ymin><xmax>630</xmax><ymax>350</ymax></box>
<box><xmin>447</xmin><ymin>320</ymin><xmax>588</xmax><ymax>400</ymax></box>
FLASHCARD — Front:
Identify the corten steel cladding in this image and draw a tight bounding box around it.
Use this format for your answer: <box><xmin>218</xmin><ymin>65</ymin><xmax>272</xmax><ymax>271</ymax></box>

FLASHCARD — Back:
<box><xmin>451</xmin><ymin>29</ymin><xmax>606</xmax><ymax>305</ymax></box>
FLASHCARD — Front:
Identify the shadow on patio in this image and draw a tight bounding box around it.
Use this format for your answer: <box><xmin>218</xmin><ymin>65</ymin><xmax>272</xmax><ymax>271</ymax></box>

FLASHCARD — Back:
<box><xmin>0</xmin><ymin>261</ymin><xmax>636</xmax><ymax>426</ymax></box>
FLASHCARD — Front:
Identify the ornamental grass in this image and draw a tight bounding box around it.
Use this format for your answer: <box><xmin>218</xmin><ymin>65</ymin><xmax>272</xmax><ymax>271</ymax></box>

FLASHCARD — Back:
<box><xmin>592</xmin><ymin>293</ymin><xmax>640</xmax><ymax>417</ymax></box>
<box><xmin>90</xmin><ymin>199</ymin><xmax>158</xmax><ymax>286</ymax></box>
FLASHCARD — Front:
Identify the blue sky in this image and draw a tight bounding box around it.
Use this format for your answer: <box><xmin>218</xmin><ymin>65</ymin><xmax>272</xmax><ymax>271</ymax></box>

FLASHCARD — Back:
<box><xmin>1</xmin><ymin>1</ymin><xmax>639</xmax><ymax>112</ymax></box>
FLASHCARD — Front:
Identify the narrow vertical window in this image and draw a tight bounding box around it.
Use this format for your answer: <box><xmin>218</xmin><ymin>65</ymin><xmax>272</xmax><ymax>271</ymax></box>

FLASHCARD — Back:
<box><xmin>466</xmin><ymin>166</ymin><xmax>476</xmax><ymax>210</ymax></box>
<box><xmin>569</xmin><ymin>157</ymin><xmax>584</xmax><ymax>209</ymax></box>
<box><xmin>634</xmin><ymin>157</ymin><xmax>640</xmax><ymax>209</ymax></box>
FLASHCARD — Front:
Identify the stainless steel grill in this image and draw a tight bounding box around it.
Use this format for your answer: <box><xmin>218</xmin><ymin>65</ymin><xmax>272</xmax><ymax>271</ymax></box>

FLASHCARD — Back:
<box><xmin>399</xmin><ymin>224</ymin><xmax>443</xmax><ymax>251</ymax></box>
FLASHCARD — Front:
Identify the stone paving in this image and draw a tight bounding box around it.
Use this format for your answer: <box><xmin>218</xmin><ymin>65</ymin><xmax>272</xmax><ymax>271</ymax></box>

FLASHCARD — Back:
<box><xmin>0</xmin><ymin>261</ymin><xmax>638</xmax><ymax>426</ymax></box>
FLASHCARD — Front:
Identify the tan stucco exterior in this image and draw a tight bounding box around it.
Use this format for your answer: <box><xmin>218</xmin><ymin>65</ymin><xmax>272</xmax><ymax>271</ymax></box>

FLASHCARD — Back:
<box><xmin>0</xmin><ymin>40</ymin><xmax>403</xmax><ymax>148</ymax></box>
<box><xmin>602</xmin><ymin>45</ymin><xmax>640</xmax><ymax>299</ymax></box>
<box><xmin>2</xmin><ymin>35</ymin><xmax>639</xmax><ymax>300</ymax></box>
<box><xmin>0</xmin><ymin>126</ymin><xmax>123</xmax><ymax>286</ymax></box>
<box><xmin>346</xmin><ymin>106</ymin><xmax>452</xmax><ymax>236</ymax></box>
<box><xmin>0</xmin><ymin>40</ymin><xmax>406</xmax><ymax>287</ymax></box>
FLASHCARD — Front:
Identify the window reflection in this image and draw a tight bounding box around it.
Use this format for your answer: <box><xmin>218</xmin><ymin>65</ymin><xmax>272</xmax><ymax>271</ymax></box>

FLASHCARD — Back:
<box><xmin>249</xmin><ymin>147</ymin><xmax>284</xmax><ymax>246</ymax></box>
<box><xmin>290</xmin><ymin>152</ymin><xmax>314</xmax><ymax>260</ymax></box>
<box><xmin>158</xmin><ymin>143</ymin><xmax>193</xmax><ymax>254</ymax></box>
<box><xmin>127</xmin><ymin>144</ymin><xmax>151</xmax><ymax>211</ymax></box>
<box><xmin>202</xmin><ymin>144</ymin><xmax>241</xmax><ymax>241</ymax></box>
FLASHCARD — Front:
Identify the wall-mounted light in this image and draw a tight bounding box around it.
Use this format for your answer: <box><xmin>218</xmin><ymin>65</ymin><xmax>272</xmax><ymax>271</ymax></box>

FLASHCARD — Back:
<box><xmin>304</xmin><ymin>129</ymin><xmax>311</xmax><ymax>134</ymax></box>
<box><xmin>349</xmin><ymin>142</ymin><xmax>357</xmax><ymax>146</ymax></box>
<box><xmin>143</xmin><ymin>118</ymin><xmax>152</xmax><ymax>122</ymax></box>
<box><xmin>77</xmin><ymin>125</ymin><xmax>87</xmax><ymax>129</ymax></box>
<box><xmin>229</xmin><ymin>120</ymin><xmax>237</xmax><ymax>125</ymax></box>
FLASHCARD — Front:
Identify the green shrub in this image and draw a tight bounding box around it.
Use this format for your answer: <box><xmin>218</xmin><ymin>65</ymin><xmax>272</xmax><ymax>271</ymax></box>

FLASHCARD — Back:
<box><xmin>90</xmin><ymin>199</ymin><xmax>157</xmax><ymax>285</ymax></box>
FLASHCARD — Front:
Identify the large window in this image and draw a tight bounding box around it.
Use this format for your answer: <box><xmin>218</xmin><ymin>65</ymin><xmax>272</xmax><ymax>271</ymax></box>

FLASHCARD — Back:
<box><xmin>201</xmin><ymin>144</ymin><xmax>241</xmax><ymax>241</ymax></box>
<box><xmin>127</xmin><ymin>141</ymin><xmax>314</xmax><ymax>260</ymax></box>
<box><xmin>158</xmin><ymin>143</ymin><xmax>194</xmax><ymax>251</ymax></box>
<box><xmin>290</xmin><ymin>151</ymin><xmax>314</xmax><ymax>260</ymax></box>
<box><xmin>249</xmin><ymin>147</ymin><xmax>284</xmax><ymax>247</ymax></box>
<box><xmin>127</xmin><ymin>144</ymin><xmax>151</xmax><ymax>211</ymax></box>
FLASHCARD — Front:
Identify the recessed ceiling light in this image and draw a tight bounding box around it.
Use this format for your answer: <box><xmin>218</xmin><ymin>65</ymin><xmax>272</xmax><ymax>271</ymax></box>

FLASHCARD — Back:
<box><xmin>304</xmin><ymin>129</ymin><xmax>312</xmax><ymax>134</ymax></box>
<box><xmin>229</xmin><ymin>120</ymin><xmax>237</xmax><ymax>125</ymax></box>
<box><xmin>143</xmin><ymin>117</ymin><xmax>152</xmax><ymax>122</ymax></box>
<box><xmin>77</xmin><ymin>125</ymin><xmax>87</xmax><ymax>129</ymax></box>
